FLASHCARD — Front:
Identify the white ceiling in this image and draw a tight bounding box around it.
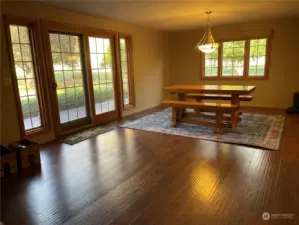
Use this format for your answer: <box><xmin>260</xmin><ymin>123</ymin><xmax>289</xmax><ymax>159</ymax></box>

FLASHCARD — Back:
<box><xmin>42</xmin><ymin>0</ymin><xmax>299</xmax><ymax>31</ymax></box>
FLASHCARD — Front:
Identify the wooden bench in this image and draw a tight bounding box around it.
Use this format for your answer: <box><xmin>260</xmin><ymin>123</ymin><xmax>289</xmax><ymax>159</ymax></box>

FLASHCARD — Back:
<box><xmin>185</xmin><ymin>93</ymin><xmax>252</xmax><ymax>116</ymax></box>
<box><xmin>185</xmin><ymin>93</ymin><xmax>253</xmax><ymax>101</ymax></box>
<box><xmin>162</xmin><ymin>100</ymin><xmax>239</xmax><ymax>133</ymax></box>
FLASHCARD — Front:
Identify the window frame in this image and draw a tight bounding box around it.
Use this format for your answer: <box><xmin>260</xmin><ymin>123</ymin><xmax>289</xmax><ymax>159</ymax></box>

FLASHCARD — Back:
<box><xmin>4</xmin><ymin>16</ymin><xmax>50</xmax><ymax>138</ymax></box>
<box><xmin>41</xmin><ymin>21</ymin><xmax>94</xmax><ymax>136</ymax></box>
<box><xmin>4</xmin><ymin>17</ymin><xmax>136</xmax><ymax>138</ymax></box>
<box><xmin>118</xmin><ymin>33</ymin><xmax>135</xmax><ymax>111</ymax></box>
<box><xmin>200</xmin><ymin>34</ymin><xmax>272</xmax><ymax>80</ymax></box>
<box><xmin>85</xmin><ymin>31</ymin><xmax>120</xmax><ymax>124</ymax></box>
<box><xmin>41</xmin><ymin>20</ymin><xmax>122</xmax><ymax>135</ymax></box>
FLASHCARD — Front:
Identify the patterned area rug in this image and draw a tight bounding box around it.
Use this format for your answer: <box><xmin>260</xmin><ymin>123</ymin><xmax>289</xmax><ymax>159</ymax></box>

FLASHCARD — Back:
<box><xmin>120</xmin><ymin>108</ymin><xmax>285</xmax><ymax>150</ymax></box>
<box><xmin>61</xmin><ymin>126</ymin><xmax>116</xmax><ymax>145</ymax></box>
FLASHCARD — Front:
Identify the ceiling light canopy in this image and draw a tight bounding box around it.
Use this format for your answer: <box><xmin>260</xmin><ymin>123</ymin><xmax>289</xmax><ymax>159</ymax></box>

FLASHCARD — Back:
<box><xmin>195</xmin><ymin>11</ymin><xmax>219</xmax><ymax>53</ymax></box>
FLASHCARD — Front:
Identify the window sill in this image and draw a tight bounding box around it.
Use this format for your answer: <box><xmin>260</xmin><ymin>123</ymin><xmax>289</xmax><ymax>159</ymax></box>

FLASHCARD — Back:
<box><xmin>200</xmin><ymin>76</ymin><xmax>268</xmax><ymax>81</ymax></box>
<box><xmin>25</xmin><ymin>127</ymin><xmax>51</xmax><ymax>139</ymax></box>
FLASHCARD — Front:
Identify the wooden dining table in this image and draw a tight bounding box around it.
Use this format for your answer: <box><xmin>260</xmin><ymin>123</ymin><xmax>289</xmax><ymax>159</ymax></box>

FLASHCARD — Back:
<box><xmin>164</xmin><ymin>84</ymin><xmax>256</xmax><ymax>128</ymax></box>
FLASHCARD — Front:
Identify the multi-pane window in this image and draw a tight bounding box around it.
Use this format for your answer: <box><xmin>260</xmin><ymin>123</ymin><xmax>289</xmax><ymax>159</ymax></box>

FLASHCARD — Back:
<box><xmin>202</xmin><ymin>38</ymin><xmax>269</xmax><ymax>79</ymax></box>
<box><xmin>49</xmin><ymin>33</ymin><xmax>87</xmax><ymax>123</ymax></box>
<box><xmin>120</xmin><ymin>38</ymin><xmax>129</xmax><ymax>105</ymax></box>
<box><xmin>119</xmin><ymin>37</ymin><xmax>135</xmax><ymax>109</ymax></box>
<box><xmin>222</xmin><ymin>41</ymin><xmax>245</xmax><ymax>76</ymax></box>
<box><xmin>9</xmin><ymin>25</ymin><xmax>42</xmax><ymax>131</ymax></box>
<box><xmin>204</xmin><ymin>50</ymin><xmax>218</xmax><ymax>77</ymax></box>
<box><xmin>88</xmin><ymin>37</ymin><xmax>115</xmax><ymax>115</ymax></box>
<box><xmin>249</xmin><ymin>39</ymin><xmax>267</xmax><ymax>77</ymax></box>
<box><xmin>7</xmin><ymin>17</ymin><xmax>136</xmax><ymax>137</ymax></box>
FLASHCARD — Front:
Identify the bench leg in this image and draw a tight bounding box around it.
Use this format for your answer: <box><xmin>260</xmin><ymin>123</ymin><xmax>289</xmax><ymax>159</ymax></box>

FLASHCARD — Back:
<box><xmin>195</xmin><ymin>97</ymin><xmax>202</xmax><ymax>113</ymax></box>
<box><xmin>230</xmin><ymin>111</ymin><xmax>239</xmax><ymax>128</ymax></box>
<box><xmin>215</xmin><ymin>112</ymin><xmax>224</xmax><ymax>133</ymax></box>
<box><xmin>177</xmin><ymin>108</ymin><xmax>182</xmax><ymax>120</ymax></box>
<box><xmin>171</xmin><ymin>107</ymin><xmax>178</xmax><ymax>128</ymax></box>
<box><xmin>178</xmin><ymin>93</ymin><xmax>186</xmax><ymax>116</ymax></box>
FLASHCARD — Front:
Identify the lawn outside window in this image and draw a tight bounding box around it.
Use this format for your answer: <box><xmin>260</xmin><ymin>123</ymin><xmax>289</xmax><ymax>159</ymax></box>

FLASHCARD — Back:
<box><xmin>119</xmin><ymin>34</ymin><xmax>135</xmax><ymax>110</ymax></box>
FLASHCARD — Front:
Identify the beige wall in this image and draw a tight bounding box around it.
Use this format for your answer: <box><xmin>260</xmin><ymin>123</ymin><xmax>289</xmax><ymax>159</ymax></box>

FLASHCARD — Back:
<box><xmin>168</xmin><ymin>17</ymin><xmax>299</xmax><ymax>108</ymax></box>
<box><xmin>1</xmin><ymin>2</ymin><xmax>298</xmax><ymax>146</ymax></box>
<box><xmin>0</xmin><ymin>2</ymin><xmax>169</xmax><ymax>145</ymax></box>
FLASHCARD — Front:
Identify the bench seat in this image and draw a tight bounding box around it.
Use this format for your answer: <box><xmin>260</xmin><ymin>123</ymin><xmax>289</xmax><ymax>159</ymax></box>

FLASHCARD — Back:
<box><xmin>161</xmin><ymin>100</ymin><xmax>239</xmax><ymax>133</ymax></box>
<box><xmin>162</xmin><ymin>100</ymin><xmax>238</xmax><ymax>112</ymax></box>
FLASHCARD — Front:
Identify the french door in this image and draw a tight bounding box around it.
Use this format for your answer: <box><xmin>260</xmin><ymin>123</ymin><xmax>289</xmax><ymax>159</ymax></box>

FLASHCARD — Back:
<box><xmin>48</xmin><ymin>32</ymin><xmax>91</xmax><ymax>132</ymax></box>
<box><xmin>44</xmin><ymin>23</ymin><xmax>120</xmax><ymax>135</ymax></box>
<box><xmin>86</xmin><ymin>35</ymin><xmax>119</xmax><ymax>124</ymax></box>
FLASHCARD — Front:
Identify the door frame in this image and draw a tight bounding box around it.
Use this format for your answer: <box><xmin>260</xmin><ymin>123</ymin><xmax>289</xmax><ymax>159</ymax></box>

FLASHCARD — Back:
<box><xmin>40</xmin><ymin>21</ymin><xmax>122</xmax><ymax>137</ymax></box>
<box><xmin>84</xmin><ymin>30</ymin><xmax>121</xmax><ymax>125</ymax></box>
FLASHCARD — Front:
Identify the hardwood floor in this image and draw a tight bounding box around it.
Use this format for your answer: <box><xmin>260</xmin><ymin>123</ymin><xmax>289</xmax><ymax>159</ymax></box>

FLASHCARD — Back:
<box><xmin>1</xmin><ymin>107</ymin><xmax>299</xmax><ymax>225</ymax></box>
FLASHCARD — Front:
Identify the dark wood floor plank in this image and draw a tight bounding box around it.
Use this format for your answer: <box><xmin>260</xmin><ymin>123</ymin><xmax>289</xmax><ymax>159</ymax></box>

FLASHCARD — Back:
<box><xmin>157</xmin><ymin>146</ymin><xmax>256</xmax><ymax>225</ymax></box>
<box><xmin>265</xmin><ymin>115</ymin><xmax>299</xmax><ymax>225</ymax></box>
<box><xmin>1</xmin><ymin>108</ymin><xmax>298</xmax><ymax>225</ymax></box>
<box><xmin>127</xmin><ymin>142</ymin><xmax>217</xmax><ymax>225</ymax></box>
<box><xmin>64</xmin><ymin>134</ymin><xmax>196</xmax><ymax>225</ymax></box>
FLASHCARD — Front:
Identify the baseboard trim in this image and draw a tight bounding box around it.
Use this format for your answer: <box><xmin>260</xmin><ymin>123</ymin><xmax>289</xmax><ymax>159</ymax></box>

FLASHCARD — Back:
<box><xmin>122</xmin><ymin>104</ymin><xmax>164</xmax><ymax>120</ymax></box>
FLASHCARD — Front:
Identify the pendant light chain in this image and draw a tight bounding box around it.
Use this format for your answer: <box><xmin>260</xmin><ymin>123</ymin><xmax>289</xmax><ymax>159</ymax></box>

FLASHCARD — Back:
<box><xmin>195</xmin><ymin>11</ymin><xmax>219</xmax><ymax>53</ymax></box>
<box><xmin>207</xmin><ymin>11</ymin><xmax>211</xmax><ymax>26</ymax></box>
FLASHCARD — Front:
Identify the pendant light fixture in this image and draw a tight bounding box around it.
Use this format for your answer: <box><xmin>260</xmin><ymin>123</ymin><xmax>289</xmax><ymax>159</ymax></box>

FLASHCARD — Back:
<box><xmin>195</xmin><ymin>11</ymin><xmax>219</xmax><ymax>53</ymax></box>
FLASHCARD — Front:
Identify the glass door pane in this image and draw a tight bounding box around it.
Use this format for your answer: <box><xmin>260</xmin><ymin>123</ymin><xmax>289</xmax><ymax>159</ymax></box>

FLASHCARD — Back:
<box><xmin>49</xmin><ymin>33</ymin><xmax>89</xmax><ymax>126</ymax></box>
<box><xmin>89</xmin><ymin>37</ymin><xmax>115</xmax><ymax>115</ymax></box>
<box><xmin>120</xmin><ymin>38</ymin><xmax>130</xmax><ymax>105</ymax></box>
<box><xmin>9</xmin><ymin>25</ymin><xmax>42</xmax><ymax>131</ymax></box>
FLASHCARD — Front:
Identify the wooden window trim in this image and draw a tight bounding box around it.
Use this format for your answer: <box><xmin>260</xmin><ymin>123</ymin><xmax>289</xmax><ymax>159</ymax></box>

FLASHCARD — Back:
<box><xmin>4</xmin><ymin>16</ymin><xmax>51</xmax><ymax>139</ymax></box>
<box><xmin>200</xmin><ymin>33</ymin><xmax>273</xmax><ymax>81</ymax></box>
<box><xmin>118</xmin><ymin>33</ymin><xmax>135</xmax><ymax>111</ymax></box>
<box><xmin>85</xmin><ymin>32</ymin><xmax>121</xmax><ymax>124</ymax></box>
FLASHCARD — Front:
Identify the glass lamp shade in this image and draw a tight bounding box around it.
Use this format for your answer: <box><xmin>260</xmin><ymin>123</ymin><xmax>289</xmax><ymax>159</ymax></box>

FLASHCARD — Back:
<box><xmin>195</xmin><ymin>15</ymin><xmax>219</xmax><ymax>54</ymax></box>
<box><xmin>197</xmin><ymin>43</ymin><xmax>218</xmax><ymax>53</ymax></box>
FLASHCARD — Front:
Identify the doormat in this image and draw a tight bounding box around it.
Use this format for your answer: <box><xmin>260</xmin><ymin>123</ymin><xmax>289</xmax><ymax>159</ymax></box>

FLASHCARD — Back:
<box><xmin>61</xmin><ymin>125</ymin><xmax>116</xmax><ymax>145</ymax></box>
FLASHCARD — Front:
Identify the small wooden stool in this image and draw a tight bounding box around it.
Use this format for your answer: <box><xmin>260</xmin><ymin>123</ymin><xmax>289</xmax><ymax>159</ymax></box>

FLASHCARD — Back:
<box><xmin>1</xmin><ymin>146</ymin><xmax>18</xmax><ymax>177</ymax></box>
<box><xmin>10</xmin><ymin>140</ymin><xmax>41</xmax><ymax>169</ymax></box>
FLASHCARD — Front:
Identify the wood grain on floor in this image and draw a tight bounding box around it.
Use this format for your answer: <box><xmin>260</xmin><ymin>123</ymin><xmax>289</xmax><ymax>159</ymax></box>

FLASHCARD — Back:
<box><xmin>1</xmin><ymin>107</ymin><xmax>298</xmax><ymax>225</ymax></box>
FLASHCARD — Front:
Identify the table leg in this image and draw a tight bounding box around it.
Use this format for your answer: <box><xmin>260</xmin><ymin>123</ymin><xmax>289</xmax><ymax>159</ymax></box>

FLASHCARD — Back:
<box><xmin>215</xmin><ymin>111</ymin><xmax>224</xmax><ymax>133</ymax></box>
<box><xmin>230</xmin><ymin>94</ymin><xmax>240</xmax><ymax>128</ymax></box>
<box><xmin>171</xmin><ymin>107</ymin><xmax>178</xmax><ymax>128</ymax></box>
<box><xmin>195</xmin><ymin>97</ymin><xmax>203</xmax><ymax>113</ymax></box>
<box><xmin>178</xmin><ymin>93</ymin><xmax>186</xmax><ymax>117</ymax></box>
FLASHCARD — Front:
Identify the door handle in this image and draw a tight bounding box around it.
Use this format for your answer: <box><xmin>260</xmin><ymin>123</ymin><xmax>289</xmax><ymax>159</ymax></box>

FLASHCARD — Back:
<box><xmin>52</xmin><ymin>82</ymin><xmax>57</xmax><ymax>90</ymax></box>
